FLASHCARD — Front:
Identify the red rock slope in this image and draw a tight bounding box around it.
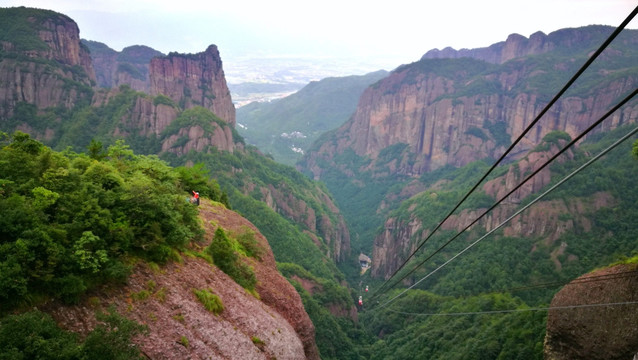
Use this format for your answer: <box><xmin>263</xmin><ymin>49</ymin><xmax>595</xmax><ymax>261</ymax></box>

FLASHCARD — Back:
<box><xmin>48</xmin><ymin>199</ymin><xmax>319</xmax><ymax>359</ymax></box>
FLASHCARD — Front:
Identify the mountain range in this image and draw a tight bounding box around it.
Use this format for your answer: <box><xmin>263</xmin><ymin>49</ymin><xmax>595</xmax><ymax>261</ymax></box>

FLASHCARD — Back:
<box><xmin>1</xmin><ymin>5</ymin><xmax>638</xmax><ymax>359</ymax></box>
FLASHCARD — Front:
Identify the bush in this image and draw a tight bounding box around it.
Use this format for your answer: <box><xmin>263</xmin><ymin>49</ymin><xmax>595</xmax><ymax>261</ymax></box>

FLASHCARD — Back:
<box><xmin>0</xmin><ymin>310</ymin><xmax>80</xmax><ymax>359</ymax></box>
<box><xmin>193</xmin><ymin>288</ymin><xmax>224</xmax><ymax>315</ymax></box>
<box><xmin>81</xmin><ymin>306</ymin><xmax>148</xmax><ymax>359</ymax></box>
<box><xmin>0</xmin><ymin>307</ymin><xmax>146</xmax><ymax>360</ymax></box>
<box><xmin>207</xmin><ymin>228</ymin><xmax>257</xmax><ymax>291</ymax></box>
<box><xmin>233</xmin><ymin>227</ymin><xmax>263</xmax><ymax>260</ymax></box>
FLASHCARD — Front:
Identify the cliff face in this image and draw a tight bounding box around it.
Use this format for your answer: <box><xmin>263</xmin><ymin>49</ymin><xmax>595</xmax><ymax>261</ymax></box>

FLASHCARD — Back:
<box><xmin>303</xmin><ymin>66</ymin><xmax>638</xmax><ymax>181</ymax></box>
<box><xmin>150</xmin><ymin>45</ymin><xmax>236</xmax><ymax>127</ymax></box>
<box><xmin>544</xmin><ymin>263</ymin><xmax>638</xmax><ymax>360</ymax></box>
<box><xmin>371</xmin><ymin>143</ymin><xmax>615</xmax><ymax>278</ymax></box>
<box><xmin>0</xmin><ymin>7</ymin><xmax>95</xmax><ymax>119</ymax></box>
<box><xmin>47</xmin><ymin>200</ymin><xmax>320</xmax><ymax>360</ymax></box>
<box><xmin>260</xmin><ymin>183</ymin><xmax>351</xmax><ymax>262</ymax></box>
<box><xmin>161</xmin><ymin>120</ymin><xmax>236</xmax><ymax>154</ymax></box>
<box><xmin>300</xmin><ymin>26</ymin><xmax>638</xmax><ymax>181</ymax></box>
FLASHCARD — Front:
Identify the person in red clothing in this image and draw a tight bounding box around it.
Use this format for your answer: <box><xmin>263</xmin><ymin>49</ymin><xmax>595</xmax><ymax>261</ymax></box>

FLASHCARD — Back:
<box><xmin>192</xmin><ymin>190</ymin><xmax>200</xmax><ymax>206</ymax></box>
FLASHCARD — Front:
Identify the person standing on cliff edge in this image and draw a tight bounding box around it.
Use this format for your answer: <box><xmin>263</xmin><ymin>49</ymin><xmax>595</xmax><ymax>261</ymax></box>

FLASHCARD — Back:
<box><xmin>192</xmin><ymin>190</ymin><xmax>200</xmax><ymax>206</ymax></box>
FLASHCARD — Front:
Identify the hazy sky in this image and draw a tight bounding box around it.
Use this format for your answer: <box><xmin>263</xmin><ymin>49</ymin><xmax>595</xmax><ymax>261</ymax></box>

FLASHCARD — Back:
<box><xmin>2</xmin><ymin>0</ymin><xmax>637</xmax><ymax>70</ymax></box>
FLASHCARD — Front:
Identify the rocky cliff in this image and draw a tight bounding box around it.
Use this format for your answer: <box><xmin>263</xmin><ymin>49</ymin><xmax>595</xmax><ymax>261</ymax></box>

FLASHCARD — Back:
<box><xmin>544</xmin><ymin>263</ymin><xmax>638</xmax><ymax>360</ymax></box>
<box><xmin>150</xmin><ymin>45</ymin><xmax>236</xmax><ymax>127</ymax></box>
<box><xmin>371</xmin><ymin>142</ymin><xmax>616</xmax><ymax>278</ymax></box>
<box><xmin>0</xmin><ymin>7</ymin><xmax>95</xmax><ymax>119</ymax></box>
<box><xmin>47</xmin><ymin>200</ymin><xmax>320</xmax><ymax>360</ymax></box>
<box><xmin>260</xmin><ymin>182</ymin><xmax>351</xmax><ymax>262</ymax></box>
<box><xmin>300</xmin><ymin>26</ymin><xmax>638</xmax><ymax>183</ymax></box>
<box><xmin>302</xmin><ymin>60</ymin><xmax>638</xmax><ymax>182</ymax></box>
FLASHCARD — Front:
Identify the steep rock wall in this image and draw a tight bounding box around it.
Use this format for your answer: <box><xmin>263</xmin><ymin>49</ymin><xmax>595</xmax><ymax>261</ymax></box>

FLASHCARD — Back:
<box><xmin>0</xmin><ymin>8</ymin><xmax>95</xmax><ymax>118</ymax></box>
<box><xmin>161</xmin><ymin>123</ymin><xmax>236</xmax><ymax>154</ymax></box>
<box><xmin>371</xmin><ymin>144</ymin><xmax>615</xmax><ymax>279</ymax></box>
<box><xmin>300</xmin><ymin>27</ymin><xmax>638</xmax><ymax>181</ymax></box>
<box><xmin>260</xmin><ymin>183</ymin><xmax>351</xmax><ymax>262</ymax></box>
<box><xmin>84</xmin><ymin>40</ymin><xmax>164</xmax><ymax>93</ymax></box>
<box><xmin>150</xmin><ymin>45</ymin><xmax>236</xmax><ymax>127</ymax></box>
<box><xmin>335</xmin><ymin>72</ymin><xmax>636</xmax><ymax>177</ymax></box>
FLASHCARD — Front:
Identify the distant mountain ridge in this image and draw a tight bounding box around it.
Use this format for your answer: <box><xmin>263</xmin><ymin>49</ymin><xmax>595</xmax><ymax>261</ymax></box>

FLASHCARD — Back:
<box><xmin>82</xmin><ymin>40</ymin><xmax>164</xmax><ymax>92</ymax></box>
<box><xmin>422</xmin><ymin>25</ymin><xmax>627</xmax><ymax>64</ymax></box>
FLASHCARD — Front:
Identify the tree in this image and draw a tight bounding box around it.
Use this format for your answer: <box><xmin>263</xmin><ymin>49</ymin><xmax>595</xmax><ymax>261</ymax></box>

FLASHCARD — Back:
<box><xmin>87</xmin><ymin>139</ymin><xmax>106</xmax><ymax>160</ymax></box>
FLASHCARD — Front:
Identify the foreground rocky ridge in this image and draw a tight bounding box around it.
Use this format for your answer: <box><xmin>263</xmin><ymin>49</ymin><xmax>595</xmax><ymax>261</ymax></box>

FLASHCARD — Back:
<box><xmin>544</xmin><ymin>263</ymin><xmax>638</xmax><ymax>360</ymax></box>
<box><xmin>47</xmin><ymin>200</ymin><xmax>320</xmax><ymax>359</ymax></box>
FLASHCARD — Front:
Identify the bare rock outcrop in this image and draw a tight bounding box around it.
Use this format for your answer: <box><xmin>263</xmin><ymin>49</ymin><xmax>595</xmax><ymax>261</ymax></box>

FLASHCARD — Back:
<box><xmin>150</xmin><ymin>45</ymin><xmax>236</xmax><ymax>127</ymax></box>
<box><xmin>48</xmin><ymin>200</ymin><xmax>319</xmax><ymax>360</ymax></box>
<box><xmin>0</xmin><ymin>7</ymin><xmax>95</xmax><ymax>119</ymax></box>
<box><xmin>313</xmin><ymin>69</ymin><xmax>637</xmax><ymax>179</ymax></box>
<box><xmin>300</xmin><ymin>27</ymin><xmax>638</xmax><ymax>182</ymax></box>
<box><xmin>544</xmin><ymin>263</ymin><xmax>638</xmax><ymax>359</ymax></box>
<box><xmin>259</xmin><ymin>182</ymin><xmax>351</xmax><ymax>263</ymax></box>
<box><xmin>161</xmin><ymin>122</ymin><xmax>236</xmax><ymax>155</ymax></box>
<box><xmin>371</xmin><ymin>143</ymin><xmax>616</xmax><ymax>279</ymax></box>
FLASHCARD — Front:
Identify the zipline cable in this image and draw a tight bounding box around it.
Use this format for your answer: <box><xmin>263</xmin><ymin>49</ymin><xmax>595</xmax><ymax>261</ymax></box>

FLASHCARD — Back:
<box><xmin>369</xmin><ymin>88</ymin><xmax>638</xmax><ymax>305</ymax></box>
<box><xmin>371</xmin><ymin>6</ymin><xmax>638</xmax><ymax>299</ymax></box>
<box><xmin>371</xmin><ymin>112</ymin><xmax>638</xmax><ymax>310</ymax></box>
<box><xmin>491</xmin><ymin>269</ymin><xmax>638</xmax><ymax>294</ymax></box>
<box><xmin>384</xmin><ymin>300</ymin><xmax>638</xmax><ymax>317</ymax></box>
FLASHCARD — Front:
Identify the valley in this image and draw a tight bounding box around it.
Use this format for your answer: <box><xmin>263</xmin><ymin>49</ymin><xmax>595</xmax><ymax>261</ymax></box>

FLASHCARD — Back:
<box><xmin>1</xmin><ymin>5</ymin><xmax>638</xmax><ymax>360</ymax></box>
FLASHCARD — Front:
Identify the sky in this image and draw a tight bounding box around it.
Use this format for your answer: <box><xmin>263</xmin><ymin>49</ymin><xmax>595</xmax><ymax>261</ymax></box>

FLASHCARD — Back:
<box><xmin>2</xmin><ymin>0</ymin><xmax>637</xmax><ymax>72</ymax></box>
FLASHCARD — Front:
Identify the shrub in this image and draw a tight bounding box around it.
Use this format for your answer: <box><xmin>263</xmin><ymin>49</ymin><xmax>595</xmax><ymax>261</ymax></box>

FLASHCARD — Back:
<box><xmin>208</xmin><ymin>228</ymin><xmax>238</xmax><ymax>272</ymax></box>
<box><xmin>0</xmin><ymin>310</ymin><xmax>80</xmax><ymax>359</ymax></box>
<box><xmin>0</xmin><ymin>133</ymin><xmax>209</xmax><ymax>312</ymax></box>
<box><xmin>179</xmin><ymin>335</ymin><xmax>189</xmax><ymax>348</ymax></box>
<box><xmin>81</xmin><ymin>306</ymin><xmax>148</xmax><ymax>358</ymax></box>
<box><xmin>207</xmin><ymin>228</ymin><xmax>257</xmax><ymax>291</ymax></box>
<box><xmin>0</xmin><ymin>307</ymin><xmax>147</xmax><ymax>360</ymax></box>
<box><xmin>193</xmin><ymin>288</ymin><xmax>224</xmax><ymax>315</ymax></box>
<box><xmin>130</xmin><ymin>289</ymin><xmax>151</xmax><ymax>302</ymax></box>
<box><xmin>153</xmin><ymin>94</ymin><xmax>176</xmax><ymax>107</ymax></box>
<box><xmin>233</xmin><ymin>226</ymin><xmax>263</xmax><ymax>260</ymax></box>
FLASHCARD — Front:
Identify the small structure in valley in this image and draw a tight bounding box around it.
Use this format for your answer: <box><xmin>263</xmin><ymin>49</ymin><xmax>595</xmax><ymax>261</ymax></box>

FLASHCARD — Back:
<box><xmin>359</xmin><ymin>253</ymin><xmax>372</xmax><ymax>274</ymax></box>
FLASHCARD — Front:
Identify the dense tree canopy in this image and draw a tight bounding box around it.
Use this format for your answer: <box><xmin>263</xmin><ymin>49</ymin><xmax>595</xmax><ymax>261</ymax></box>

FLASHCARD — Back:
<box><xmin>0</xmin><ymin>132</ymin><xmax>209</xmax><ymax>309</ymax></box>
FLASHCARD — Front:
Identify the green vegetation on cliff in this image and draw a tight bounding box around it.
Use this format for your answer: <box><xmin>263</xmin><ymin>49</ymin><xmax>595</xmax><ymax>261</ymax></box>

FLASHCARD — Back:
<box><xmin>0</xmin><ymin>132</ymin><xmax>207</xmax><ymax>309</ymax></box>
<box><xmin>0</xmin><ymin>307</ymin><xmax>147</xmax><ymax>360</ymax></box>
<box><xmin>0</xmin><ymin>7</ymin><xmax>70</xmax><ymax>52</ymax></box>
